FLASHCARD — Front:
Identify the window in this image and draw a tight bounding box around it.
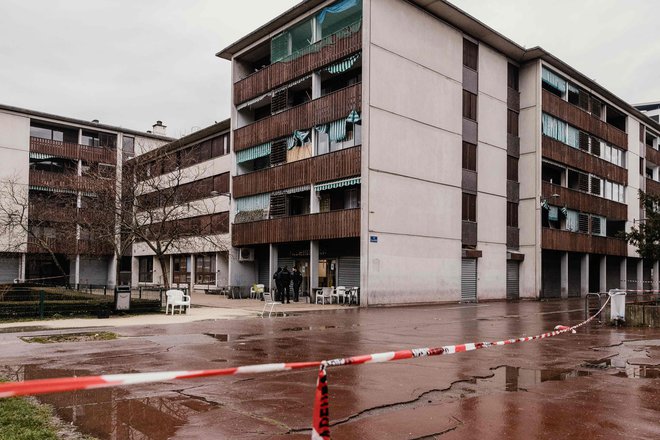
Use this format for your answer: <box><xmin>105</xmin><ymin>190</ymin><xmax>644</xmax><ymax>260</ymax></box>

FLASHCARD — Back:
<box><xmin>462</xmin><ymin>193</ymin><xmax>476</xmax><ymax>222</ymax></box>
<box><xmin>591</xmin><ymin>216</ymin><xmax>605</xmax><ymax>236</ymax></box>
<box><xmin>172</xmin><ymin>255</ymin><xmax>191</xmax><ymax>284</ymax></box>
<box><xmin>463</xmin><ymin>39</ymin><xmax>478</xmax><ymax>70</ymax></box>
<box><xmin>30</xmin><ymin>123</ymin><xmax>78</xmax><ymax>143</ymax></box>
<box><xmin>138</xmin><ymin>256</ymin><xmax>153</xmax><ymax>283</ymax></box>
<box><xmin>578</xmin><ymin>213</ymin><xmax>589</xmax><ymax>233</ymax></box>
<box><xmin>195</xmin><ymin>254</ymin><xmax>216</xmax><ymax>285</ymax></box>
<box><xmin>507</xmin><ymin>202</ymin><xmax>518</xmax><ymax>227</ymax></box>
<box><xmin>507</xmin><ymin>156</ymin><xmax>519</xmax><ymax>181</ymax></box>
<box><xmin>463</xmin><ymin>90</ymin><xmax>477</xmax><ymax>121</ymax></box>
<box><xmin>507</xmin><ymin>64</ymin><xmax>519</xmax><ymax>91</ymax></box>
<box><xmin>590</xmin><ymin>176</ymin><xmax>601</xmax><ymax>196</ymax></box>
<box><xmin>122</xmin><ymin>136</ymin><xmax>135</xmax><ymax>156</ymax></box>
<box><xmin>462</xmin><ymin>142</ymin><xmax>477</xmax><ymax>171</ymax></box>
<box><xmin>507</xmin><ymin>110</ymin><xmax>519</xmax><ymax>136</ymax></box>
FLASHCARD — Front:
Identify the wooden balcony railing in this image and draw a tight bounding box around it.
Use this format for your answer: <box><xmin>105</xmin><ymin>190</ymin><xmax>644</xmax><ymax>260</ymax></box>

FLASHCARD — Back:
<box><xmin>646</xmin><ymin>145</ymin><xmax>660</xmax><ymax>167</ymax></box>
<box><xmin>77</xmin><ymin>239</ymin><xmax>114</xmax><ymax>256</ymax></box>
<box><xmin>233</xmin><ymin>146</ymin><xmax>361</xmax><ymax>198</ymax></box>
<box><xmin>234</xmin><ymin>83</ymin><xmax>362</xmax><ymax>152</ymax></box>
<box><xmin>30</xmin><ymin>137</ymin><xmax>116</xmax><ymax>164</ymax></box>
<box><xmin>542</xmin><ymin>136</ymin><xmax>627</xmax><ymax>185</ymax></box>
<box><xmin>542</xmin><ymin>228</ymin><xmax>627</xmax><ymax>256</ymax></box>
<box><xmin>28</xmin><ymin>203</ymin><xmax>77</xmax><ymax>223</ymax></box>
<box><xmin>232</xmin><ymin>208</ymin><xmax>360</xmax><ymax>247</ymax></box>
<box><xmin>27</xmin><ymin>236</ymin><xmax>77</xmax><ymax>255</ymax></box>
<box><xmin>542</xmin><ymin>182</ymin><xmax>627</xmax><ymax>220</ymax></box>
<box><xmin>234</xmin><ymin>20</ymin><xmax>362</xmax><ymax>104</ymax></box>
<box><xmin>646</xmin><ymin>178</ymin><xmax>660</xmax><ymax>196</ymax></box>
<box><xmin>29</xmin><ymin>170</ymin><xmax>113</xmax><ymax>193</ymax></box>
<box><xmin>542</xmin><ymin>90</ymin><xmax>628</xmax><ymax>149</ymax></box>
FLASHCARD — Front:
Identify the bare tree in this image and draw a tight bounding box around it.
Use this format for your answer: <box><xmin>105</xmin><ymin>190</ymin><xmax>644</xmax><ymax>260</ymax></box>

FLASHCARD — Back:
<box><xmin>111</xmin><ymin>147</ymin><xmax>230</xmax><ymax>289</ymax></box>
<box><xmin>0</xmin><ymin>173</ymin><xmax>73</xmax><ymax>283</ymax></box>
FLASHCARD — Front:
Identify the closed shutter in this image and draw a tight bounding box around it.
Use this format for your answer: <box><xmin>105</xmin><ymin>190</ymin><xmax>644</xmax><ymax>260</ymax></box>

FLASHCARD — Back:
<box><xmin>338</xmin><ymin>256</ymin><xmax>360</xmax><ymax>288</ymax></box>
<box><xmin>78</xmin><ymin>258</ymin><xmax>108</xmax><ymax>285</ymax></box>
<box><xmin>0</xmin><ymin>257</ymin><xmax>19</xmax><ymax>283</ymax></box>
<box><xmin>461</xmin><ymin>259</ymin><xmax>477</xmax><ymax>302</ymax></box>
<box><xmin>278</xmin><ymin>258</ymin><xmax>295</xmax><ymax>272</ymax></box>
<box><xmin>257</xmin><ymin>258</ymin><xmax>270</xmax><ymax>287</ymax></box>
<box><xmin>506</xmin><ymin>261</ymin><xmax>519</xmax><ymax>300</ymax></box>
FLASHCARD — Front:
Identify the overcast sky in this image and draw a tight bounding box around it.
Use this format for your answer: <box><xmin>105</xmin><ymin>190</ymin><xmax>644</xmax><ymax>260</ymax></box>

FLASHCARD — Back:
<box><xmin>1</xmin><ymin>0</ymin><xmax>658</xmax><ymax>138</ymax></box>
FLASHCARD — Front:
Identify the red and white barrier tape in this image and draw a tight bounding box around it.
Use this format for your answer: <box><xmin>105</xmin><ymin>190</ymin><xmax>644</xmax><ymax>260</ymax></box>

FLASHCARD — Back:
<box><xmin>0</xmin><ymin>296</ymin><xmax>610</xmax><ymax>439</ymax></box>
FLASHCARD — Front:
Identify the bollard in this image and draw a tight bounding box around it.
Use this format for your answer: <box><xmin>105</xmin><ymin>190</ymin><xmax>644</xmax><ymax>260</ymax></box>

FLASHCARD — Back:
<box><xmin>39</xmin><ymin>290</ymin><xmax>45</xmax><ymax>320</ymax></box>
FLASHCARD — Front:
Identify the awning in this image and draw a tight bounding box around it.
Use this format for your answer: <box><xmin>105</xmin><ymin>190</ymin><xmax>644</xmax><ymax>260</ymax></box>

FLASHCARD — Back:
<box><xmin>326</xmin><ymin>53</ymin><xmax>360</xmax><ymax>74</ymax></box>
<box><xmin>29</xmin><ymin>152</ymin><xmax>55</xmax><ymax>160</ymax></box>
<box><xmin>272</xmin><ymin>185</ymin><xmax>310</xmax><ymax>196</ymax></box>
<box><xmin>314</xmin><ymin>177</ymin><xmax>361</xmax><ymax>192</ymax></box>
<box><xmin>28</xmin><ymin>185</ymin><xmax>78</xmax><ymax>195</ymax></box>
<box><xmin>237</xmin><ymin>142</ymin><xmax>272</xmax><ymax>163</ymax></box>
<box><xmin>236</xmin><ymin>193</ymin><xmax>270</xmax><ymax>212</ymax></box>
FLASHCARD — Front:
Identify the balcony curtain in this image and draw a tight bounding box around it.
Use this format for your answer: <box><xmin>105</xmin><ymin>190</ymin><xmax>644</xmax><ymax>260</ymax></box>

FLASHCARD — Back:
<box><xmin>566</xmin><ymin>125</ymin><xmax>580</xmax><ymax>149</ymax></box>
<box><xmin>542</xmin><ymin>113</ymin><xmax>567</xmax><ymax>143</ymax></box>
<box><xmin>325</xmin><ymin>53</ymin><xmax>360</xmax><ymax>74</ymax></box>
<box><xmin>329</xmin><ymin>119</ymin><xmax>347</xmax><ymax>142</ymax></box>
<box><xmin>542</xmin><ymin>67</ymin><xmax>566</xmax><ymax>93</ymax></box>
<box><xmin>314</xmin><ymin>177</ymin><xmax>361</xmax><ymax>192</ymax></box>
<box><xmin>566</xmin><ymin>210</ymin><xmax>579</xmax><ymax>232</ymax></box>
<box><xmin>237</xmin><ymin>142</ymin><xmax>272</xmax><ymax>163</ymax></box>
<box><xmin>236</xmin><ymin>193</ymin><xmax>270</xmax><ymax>212</ymax></box>
<box><xmin>292</xmin><ymin>130</ymin><xmax>310</xmax><ymax>149</ymax></box>
<box><xmin>317</xmin><ymin>0</ymin><xmax>359</xmax><ymax>24</ymax></box>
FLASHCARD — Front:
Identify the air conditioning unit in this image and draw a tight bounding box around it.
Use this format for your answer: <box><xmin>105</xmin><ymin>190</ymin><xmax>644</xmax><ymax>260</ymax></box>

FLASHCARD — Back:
<box><xmin>239</xmin><ymin>248</ymin><xmax>254</xmax><ymax>262</ymax></box>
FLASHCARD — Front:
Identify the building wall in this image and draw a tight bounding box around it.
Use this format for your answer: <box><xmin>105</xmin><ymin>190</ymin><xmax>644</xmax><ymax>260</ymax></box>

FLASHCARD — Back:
<box><xmin>476</xmin><ymin>44</ymin><xmax>508</xmax><ymax>300</ymax></box>
<box><xmin>364</xmin><ymin>0</ymin><xmax>463</xmax><ymax>304</ymax></box>
<box><xmin>518</xmin><ymin>61</ymin><xmax>542</xmax><ymax>298</ymax></box>
<box><xmin>0</xmin><ymin>111</ymin><xmax>30</xmax><ymax>254</ymax></box>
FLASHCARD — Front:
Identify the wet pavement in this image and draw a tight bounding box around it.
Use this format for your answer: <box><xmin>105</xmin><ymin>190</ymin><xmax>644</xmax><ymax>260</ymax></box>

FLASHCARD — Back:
<box><xmin>2</xmin><ymin>299</ymin><xmax>659</xmax><ymax>439</ymax></box>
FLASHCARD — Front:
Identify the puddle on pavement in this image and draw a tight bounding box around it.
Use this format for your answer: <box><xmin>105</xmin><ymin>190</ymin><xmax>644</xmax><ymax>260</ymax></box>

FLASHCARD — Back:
<box><xmin>9</xmin><ymin>364</ymin><xmax>219</xmax><ymax>440</ymax></box>
<box><xmin>589</xmin><ymin>338</ymin><xmax>660</xmax><ymax>378</ymax></box>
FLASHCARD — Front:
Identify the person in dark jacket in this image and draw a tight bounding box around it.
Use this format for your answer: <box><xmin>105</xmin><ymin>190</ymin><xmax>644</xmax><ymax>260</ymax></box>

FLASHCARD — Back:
<box><xmin>292</xmin><ymin>267</ymin><xmax>303</xmax><ymax>302</ymax></box>
<box><xmin>279</xmin><ymin>266</ymin><xmax>292</xmax><ymax>304</ymax></box>
<box><xmin>273</xmin><ymin>267</ymin><xmax>282</xmax><ymax>301</ymax></box>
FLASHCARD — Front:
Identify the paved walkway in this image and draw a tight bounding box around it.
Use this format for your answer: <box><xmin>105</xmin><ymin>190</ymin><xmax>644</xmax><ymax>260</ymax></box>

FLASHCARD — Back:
<box><xmin>0</xmin><ymin>291</ymin><xmax>350</xmax><ymax>330</ymax></box>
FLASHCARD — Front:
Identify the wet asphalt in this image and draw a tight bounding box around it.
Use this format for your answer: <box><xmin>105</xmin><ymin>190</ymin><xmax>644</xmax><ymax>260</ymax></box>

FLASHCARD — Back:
<box><xmin>1</xmin><ymin>299</ymin><xmax>659</xmax><ymax>439</ymax></box>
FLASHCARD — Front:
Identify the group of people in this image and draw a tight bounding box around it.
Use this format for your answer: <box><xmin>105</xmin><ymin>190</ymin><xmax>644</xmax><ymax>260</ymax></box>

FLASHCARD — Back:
<box><xmin>273</xmin><ymin>266</ymin><xmax>303</xmax><ymax>303</ymax></box>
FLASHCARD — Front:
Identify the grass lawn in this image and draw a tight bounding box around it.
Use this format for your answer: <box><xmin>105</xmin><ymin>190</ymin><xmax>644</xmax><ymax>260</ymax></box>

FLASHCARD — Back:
<box><xmin>0</xmin><ymin>392</ymin><xmax>58</xmax><ymax>440</ymax></box>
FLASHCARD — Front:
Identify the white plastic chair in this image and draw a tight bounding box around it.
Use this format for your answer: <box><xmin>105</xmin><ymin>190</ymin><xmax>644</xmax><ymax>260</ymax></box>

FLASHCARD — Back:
<box><xmin>316</xmin><ymin>287</ymin><xmax>333</xmax><ymax>304</ymax></box>
<box><xmin>165</xmin><ymin>289</ymin><xmax>191</xmax><ymax>315</ymax></box>
<box><xmin>260</xmin><ymin>292</ymin><xmax>281</xmax><ymax>317</ymax></box>
<box><xmin>333</xmin><ymin>286</ymin><xmax>346</xmax><ymax>304</ymax></box>
<box><xmin>250</xmin><ymin>284</ymin><xmax>265</xmax><ymax>299</ymax></box>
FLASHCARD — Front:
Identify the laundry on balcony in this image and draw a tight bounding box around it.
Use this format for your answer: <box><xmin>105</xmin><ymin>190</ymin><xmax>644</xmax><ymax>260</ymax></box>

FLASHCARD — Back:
<box><xmin>237</xmin><ymin>142</ymin><xmax>272</xmax><ymax>163</ymax></box>
<box><xmin>314</xmin><ymin>177</ymin><xmax>361</xmax><ymax>192</ymax></box>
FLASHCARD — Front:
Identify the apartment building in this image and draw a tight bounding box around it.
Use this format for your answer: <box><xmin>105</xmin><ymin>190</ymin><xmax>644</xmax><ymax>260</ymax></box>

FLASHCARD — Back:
<box><xmin>129</xmin><ymin>120</ymin><xmax>232</xmax><ymax>290</ymax></box>
<box><xmin>636</xmin><ymin>102</ymin><xmax>660</xmax><ymax>123</ymax></box>
<box><xmin>0</xmin><ymin>104</ymin><xmax>171</xmax><ymax>286</ymax></box>
<box><xmin>217</xmin><ymin>0</ymin><xmax>660</xmax><ymax>305</ymax></box>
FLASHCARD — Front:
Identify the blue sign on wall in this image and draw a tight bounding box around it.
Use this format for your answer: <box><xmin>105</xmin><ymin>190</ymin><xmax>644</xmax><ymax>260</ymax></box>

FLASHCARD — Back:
<box><xmin>370</xmin><ymin>235</ymin><xmax>378</xmax><ymax>243</ymax></box>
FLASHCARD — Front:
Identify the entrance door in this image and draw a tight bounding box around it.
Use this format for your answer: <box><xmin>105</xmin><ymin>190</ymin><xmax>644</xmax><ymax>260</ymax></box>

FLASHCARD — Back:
<box><xmin>506</xmin><ymin>260</ymin><xmax>519</xmax><ymax>300</ymax></box>
<box><xmin>461</xmin><ymin>258</ymin><xmax>477</xmax><ymax>302</ymax></box>
<box><xmin>318</xmin><ymin>259</ymin><xmax>337</xmax><ymax>288</ymax></box>
<box><xmin>294</xmin><ymin>259</ymin><xmax>310</xmax><ymax>295</ymax></box>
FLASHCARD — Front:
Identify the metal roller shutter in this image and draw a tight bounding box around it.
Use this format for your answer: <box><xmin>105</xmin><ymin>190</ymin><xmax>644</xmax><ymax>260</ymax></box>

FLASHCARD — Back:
<box><xmin>0</xmin><ymin>257</ymin><xmax>19</xmax><ymax>283</ymax></box>
<box><xmin>338</xmin><ymin>256</ymin><xmax>360</xmax><ymax>288</ymax></box>
<box><xmin>277</xmin><ymin>258</ymin><xmax>295</xmax><ymax>272</ymax></box>
<box><xmin>506</xmin><ymin>261</ymin><xmax>519</xmax><ymax>300</ymax></box>
<box><xmin>461</xmin><ymin>258</ymin><xmax>477</xmax><ymax>302</ymax></box>
<box><xmin>257</xmin><ymin>258</ymin><xmax>270</xmax><ymax>287</ymax></box>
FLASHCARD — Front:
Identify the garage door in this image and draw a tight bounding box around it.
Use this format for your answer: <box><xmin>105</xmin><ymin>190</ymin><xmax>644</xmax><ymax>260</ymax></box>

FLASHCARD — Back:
<box><xmin>338</xmin><ymin>256</ymin><xmax>360</xmax><ymax>288</ymax></box>
<box><xmin>461</xmin><ymin>258</ymin><xmax>477</xmax><ymax>302</ymax></box>
<box><xmin>0</xmin><ymin>257</ymin><xmax>19</xmax><ymax>283</ymax></box>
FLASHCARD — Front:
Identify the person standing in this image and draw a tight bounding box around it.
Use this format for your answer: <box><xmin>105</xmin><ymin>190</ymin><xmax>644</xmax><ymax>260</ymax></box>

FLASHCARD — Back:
<box><xmin>273</xmin><ymin>267</ymin><xmax>282</xmax><ymax>302</ymax></box>
<box><xmin>280</xmin><ymin>266</ymin><xmax>292</xmax><ymax>304</ymax></box>
<box><xmin>292</xmin><ymin>267</ymin><xmax>303</xmax><ymax>302</ymax></box>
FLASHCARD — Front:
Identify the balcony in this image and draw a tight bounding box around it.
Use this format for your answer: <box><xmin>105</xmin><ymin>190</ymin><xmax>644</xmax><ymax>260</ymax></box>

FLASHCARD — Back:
<box><xmin>542</xmin><ymin>90</ymin><xmax>628</xmax><ymax>149</ymax></box>
<box><xmin>30</xmin><ymin>137</ymin><xmax>116</xmax><ymax>164</ymax></box>
<box><xmin>29</xmin><ymin>170</ymin><xmax>112</xmax><ymax>193</ymax></box>
<box><xmin>646</xmin><ymin>178</ymin><xmax>660</xmax><ymax>196</ymax></box>
<box><xmin>542</xmin><ymin>228</ymin><xmax>626</xmax><ymax>256</ymax></box>
<box><xmin>542</xmin><ymin>182</ymin><xmax>627</xmax><ymax>220</ymax></box>
<box><xmin>232</xmin><ymin>208</ymin><xmax>360</xmax><ymax>247</ymax></box>
<box><xmin>646</xmin><ymin>145</ymin><xmax>660</xmax><ymax>167</ymax></box>
<box><xmin>78</xmin><ymin>239</ymin><xmax>113</xmax><ymax>256</ymax></box>
<box><xmin>27</xmin><ymin>236</ymin><xmax>76</xmax><ymax>255</ymax></box>
<box><xmin>29</xmin><ymin>203</ymin><xmax>77</xmax><ymax>223</ymax></box>
<box><xmin>234</xmin><ymin>20</ymin><xmax>362</xmax><ymax>105</ymax></box>
<box><xmin>542</xmin><ymin>136</ymin><xmax>627</xmax><ymax>185</ymax></box>
<box><xmin>234</xmin><ymin>83</ymin><xmax>362</xmax><ymax>152</ymax></box>
<box><xmin>233</xmin><ymin>146</ymin><xmax>361</xmax><ymax>198</ymax></box>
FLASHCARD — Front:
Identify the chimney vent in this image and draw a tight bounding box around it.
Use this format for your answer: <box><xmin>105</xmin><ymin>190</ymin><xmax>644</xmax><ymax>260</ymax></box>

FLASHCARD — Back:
<box><xmin>152</xmin><ymin>120</ymin><xmax>167</xmax><ymax>136</ymax></box>
<box><xmin>92</xmin><ymin>119</ymin><xmax>99</xmax><ymax>123</ymax></box>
